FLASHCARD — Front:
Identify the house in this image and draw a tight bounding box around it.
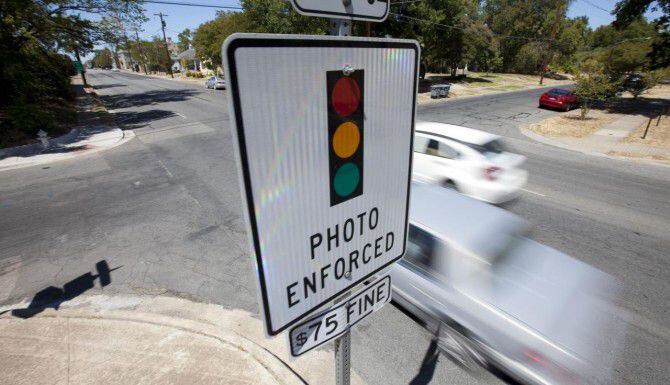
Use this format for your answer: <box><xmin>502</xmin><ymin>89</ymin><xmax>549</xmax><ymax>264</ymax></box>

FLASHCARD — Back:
<box><xmin>173</xmin><ymin>46</ymin><xmax>202</xmax><ymax>73</ymax></box>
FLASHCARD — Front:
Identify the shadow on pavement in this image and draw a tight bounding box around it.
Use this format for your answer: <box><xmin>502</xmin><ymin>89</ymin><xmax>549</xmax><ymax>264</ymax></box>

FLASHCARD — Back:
<box><xmin>92</xmin><ymin>84</ymin><xmax>127</xmax><ymax>90</ymax></box>
<box><xmin>113</xmin><ymin>109</ymin><xmax>177</xmax><ymax>129</ymax></box>
<box><xmin>4</xmin><ymin>260</ymin><xmax>121</xmax><ymax>319</ymax></box>
<box><xmin>99</xmin><ymin>89</ymin><xmax>200</xmax><ymax>109</ymax></box>
<box><xmin>409</xmin><ymin>338</ymin><xmax>439</xmax><ymax>385</ymax></box>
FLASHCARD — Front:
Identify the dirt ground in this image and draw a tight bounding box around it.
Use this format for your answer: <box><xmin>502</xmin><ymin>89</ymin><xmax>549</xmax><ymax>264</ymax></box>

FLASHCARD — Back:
<box><xmin>529</xmin><ymin>109</ymin><xmax>621</xmax><ymax>137</ymax></box>
<box><xmin>417</xmin><ymin>72</ymin><xmax>572</xmax><ymax>104</ymax></box>
<box><xmin>624</xmin><ymin>114</ymin><xmax>670</xmax><ymax>147</ymax></box>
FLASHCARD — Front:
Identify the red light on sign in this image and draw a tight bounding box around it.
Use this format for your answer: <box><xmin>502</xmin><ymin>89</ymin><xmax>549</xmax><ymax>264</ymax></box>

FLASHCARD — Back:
<box><xmin>332</xmin><ymin>77</ymin><xmax>361</xmax><ymax>117</ymax></box>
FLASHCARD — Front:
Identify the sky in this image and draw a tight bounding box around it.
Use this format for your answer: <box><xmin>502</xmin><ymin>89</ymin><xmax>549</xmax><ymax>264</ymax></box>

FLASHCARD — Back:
<box><xmin>87</xmin><ymin>0</ymin><xmax>663</xmax><ymax>58</ymax></box>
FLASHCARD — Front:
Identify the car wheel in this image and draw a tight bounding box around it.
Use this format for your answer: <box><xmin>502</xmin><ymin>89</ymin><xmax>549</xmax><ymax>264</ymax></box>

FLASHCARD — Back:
<box><xmin>564</xmin><ymin>104</ymin><xmax>570</xmax><ymax>112</ymax></box>
<box><xmin>442</xmin><ymin>180</ymin><xmax>458</xmax><ymax>191</ymax></box>
<box><xmin>436</xmin><ymin>321</ymin><xmax>487</xmax><ymax>371</ymax></box>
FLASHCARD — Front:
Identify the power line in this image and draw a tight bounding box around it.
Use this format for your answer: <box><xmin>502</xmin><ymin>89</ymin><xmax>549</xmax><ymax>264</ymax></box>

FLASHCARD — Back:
<box><xmin>143</xmin><ymin>0</ymin><xmax>242</xmax><ymax>10</ymax></box>
<box><xmin>391</xmin><ymin>0</ymin><xmax>424</xmax><ymax>5</ymax></box>
<box><xmin>579</xmin><ymin>0</ymin><xmax>611</xmax><ymax>14</ymax></box>
<box><xmin>391</xmin><ymin>13</ymin><xmax>563</xmax><ymax>45</ymax></box>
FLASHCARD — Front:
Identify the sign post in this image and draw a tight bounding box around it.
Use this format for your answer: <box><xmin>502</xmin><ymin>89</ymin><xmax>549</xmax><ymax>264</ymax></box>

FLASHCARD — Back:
<box><xmin>335</xmin><ymin>331</ymin><xmax>351</xmax><ymax>385</ymax></box>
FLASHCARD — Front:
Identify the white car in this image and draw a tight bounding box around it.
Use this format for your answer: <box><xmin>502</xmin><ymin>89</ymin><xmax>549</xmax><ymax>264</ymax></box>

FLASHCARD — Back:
<box><xmin>392</xmin><ymin>183</ymin><xmax>622</xmax><ymax>385</ymax></box>
<box><xmin>412</xmin><ymin>122</ymin><xmax>527</xmax><ymax>204</ymax></box>
<box><xmin>205</xmin><ymin>76</ymin><xmax>226</xmax><ymax>90</ymax></box>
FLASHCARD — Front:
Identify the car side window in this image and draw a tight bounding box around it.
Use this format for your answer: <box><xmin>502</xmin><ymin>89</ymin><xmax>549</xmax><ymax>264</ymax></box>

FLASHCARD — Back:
<box><xmin>413</xmin><ymin>136</ymin><xmax>429</xmax><ymax>154</ymax></box>
<box><xmin>437</xmin><ymin>142</ymin><xmax>459</xmax><ymax>159</ymax></box>
<box><xmin>426</xmin><ymin>139</ymin><xmax>440</xmax><ymax>156</ymax></box>
<box><xmin>405</xmin><ymin>225</ymin><xmax>437</xmax><ymax>272</ymax></box>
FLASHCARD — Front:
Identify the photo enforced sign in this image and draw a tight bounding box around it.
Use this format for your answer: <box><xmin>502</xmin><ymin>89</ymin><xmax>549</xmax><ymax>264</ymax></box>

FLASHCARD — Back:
<box><xmin>224</xmin><ymin>34</ymin><xmax>418</xmax><ymax>335</ymax></box>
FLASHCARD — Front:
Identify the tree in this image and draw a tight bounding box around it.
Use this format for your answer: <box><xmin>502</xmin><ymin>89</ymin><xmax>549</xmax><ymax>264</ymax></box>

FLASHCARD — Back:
<box><xmin>554</xmin><ymin>16</ymin><xmax>590</xmax><ymax>71</ymax></box>
<box><xmin>613</xmin><ymin>0</ymin><xmax>670</xmax><ymax>68</ymax></box>
<box><xmin>92</xmin><ymin>49</ymin><xmax>114</xmax><ymax>69</ymax></box>
<box><xmin>241</xmin><ymin>0</ymin><xmax>328</xmax><ymax>35</ymax></box>
<box><xmin>193</xmin><ymin>11</ymin><xmax>250</xmax><ymax>70</ymax></box>
<box><xmin>0</xmin><ymin>0</ymin><xmax>144</xmax><ymax>147</ymax></box>
<box><xmin>573</xmin><ymin>61</ymin><xmax>618</xmax><ymax>119</ymax></box>
<box><xmin>177</xmin><ymin>28</ymin><xmax>192</xmax><ymax>52</ymax></box>
<box><xmin>379</xmin><ymin>0</ymin><xmax>475</xmax><ymax>75</ymax></box>
<box><xmin>581</xmin><ymin>19</ymin><xmax>656</xmax><ymax>78</ymax></box>
<box><xmin>484</xmin><ymin>0</ymin><xmax>586</xmax><ymax>74</ymax></box>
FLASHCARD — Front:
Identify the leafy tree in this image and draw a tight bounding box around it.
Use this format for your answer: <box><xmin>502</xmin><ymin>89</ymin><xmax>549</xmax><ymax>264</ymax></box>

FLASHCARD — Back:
<box><xmin>484</xmin><ymin>0</ymin><xmax>587</xmax><ymax>74</ymax></box>
<box><xmin>379</xmin><ymin>0</ymin><xmax>478</xmax><ymax>75</ymax></box>
<box><xmin>241</xmin><ymin>0</ymin><xmax>328</xmax><ymax>35</ymax></box>
<box><xmin>464</xmin><ymin>22</ymin><xmax>498</xmax><ymax>73</ymax></box>
<box><xmin>581</xmin><ymin>18</ymin><xmax>656</xmax><ymax>77</ymax></box>
<box><xmin>177</xmin><ymin>28</ymin><xmax>192</xmax><ymax>52</ymax></box>
<box><xmin>573</xmin><ymin>61</ymin><xmax>618</xmax><ymax>119</ymax></box>
<box><xmin>554</xmin><ymin>16</ymin><xmax>590</xmax><ymax>71</ymax></box>
<box><xmin>0</xmin><ymin>0</ymin><xmax>144</xmax><ymax>147</ymax></box>
<box><xmin>92</xmin><ymin>49</ymin><xmax>114</xmax><ymax>69</ymax></box>
<box><xmin>613</xmin><ymin>0</ymin><xmax>670</xmax><ymax>68</ymax></box>
<box><xmin>193</xmin><ymin>11</ymin><xmax>250</xmax><ymax>71</ymax></box>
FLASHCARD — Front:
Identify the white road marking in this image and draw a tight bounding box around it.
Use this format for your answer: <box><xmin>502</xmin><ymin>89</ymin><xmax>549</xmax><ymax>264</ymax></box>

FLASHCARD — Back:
<box><xmin>522</xmin><ymin>188</ymin><xmax>546</xmax><ymax>197</ymax></box>
<box><xmin>157</xmin><ymin>159</ymin><xmax>174</xmax><ymax>179</ymax></box>
<box><xmin>175</xmin><ymin>112</ymin><xmax>187</xmax><ymax>119</ymax></box>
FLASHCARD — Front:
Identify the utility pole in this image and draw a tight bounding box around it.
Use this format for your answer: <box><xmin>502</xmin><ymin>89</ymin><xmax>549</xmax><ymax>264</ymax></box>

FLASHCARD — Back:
<box><xmin>73</xmin><ymin>45</ymin><xmax>88</xmax><ymax>87</ymax></box>
<box><xmin>540</xmin><ymin>0</ymin><xmax>563</xmax><ymax>85</ymax></box>
<box><xmin>155</xmin><ymin>12</ymin><xmax>174</xmax><ymax>78</ymax></box>
<box><xmin>135</xmin><ymin>29</ymin><xmax>148</xmax><ymax>75</ymax></box>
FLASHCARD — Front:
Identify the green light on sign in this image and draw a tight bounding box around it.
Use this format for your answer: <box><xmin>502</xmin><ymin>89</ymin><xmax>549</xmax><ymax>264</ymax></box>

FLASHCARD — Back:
<box><xmin>333</xmin><ymin>162</ymin><xmax>361</xmax><ymax>197</ymax></box>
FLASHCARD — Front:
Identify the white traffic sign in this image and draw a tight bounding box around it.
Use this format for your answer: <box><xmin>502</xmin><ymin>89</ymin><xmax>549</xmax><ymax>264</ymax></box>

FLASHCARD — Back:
<box><xmin>224</xmin><ymin>34</ymin><xmax>418</xmax><ymax>335</ymax></box>
<box><xmin>291</xmin><ymin>0</ymin><xmax>389</xmax><ymax>22</ymax></box>
<box><xmin>289</xmin><ymin>275</ymin><xmax>391</xmax><ymax>356</ymax></box>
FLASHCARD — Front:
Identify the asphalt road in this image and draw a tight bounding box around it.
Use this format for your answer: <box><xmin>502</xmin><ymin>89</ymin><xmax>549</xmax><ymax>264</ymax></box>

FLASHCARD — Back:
<box><xmin>1</xmin><ymin>70</ymin><xmax>668</xmax><ymax>385</ymax></box>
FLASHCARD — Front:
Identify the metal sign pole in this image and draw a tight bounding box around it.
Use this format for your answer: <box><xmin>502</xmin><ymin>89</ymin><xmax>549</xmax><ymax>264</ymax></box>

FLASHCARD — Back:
<box><xmin>335</xmin><ymin>329</ymin><xmax>351</xmax><ymax>385</ymax></box>
<box><xmin>330</xmin><ymin>18</ymin><xmax>351</xmax><ymax>383</ymax></box>
<box><xmin>333</xmin><ymin>288</ymin><xmax>352</xmax><ymax>385</ymax></box>
<box><xmin>330</xmin><ymin>19</ymin><xmax>352</xmax><ymax>36</ymax></box>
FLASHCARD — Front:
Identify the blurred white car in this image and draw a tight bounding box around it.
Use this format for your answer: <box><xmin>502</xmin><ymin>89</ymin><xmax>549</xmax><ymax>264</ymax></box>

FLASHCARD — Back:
<box><xmin>392</xmin><ymin>183</ymin><xmax>623</xmax><ymax>385</ymax></box>
<box><xmin>413</xmin><ymin>122</ymin><xmax>527</xmax><ymax>204</ymax></box>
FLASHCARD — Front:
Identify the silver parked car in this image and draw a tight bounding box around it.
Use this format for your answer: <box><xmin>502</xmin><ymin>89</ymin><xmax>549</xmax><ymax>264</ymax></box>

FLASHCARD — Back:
<box><xmin>205</xmin><ymin>76</ymin><xmax>226</xmax><ymax>90</ymax></box>
<box><xmin>392</xmin><ymin>182</ymin><xmax>623</xmax><ymax>384</ymax></box>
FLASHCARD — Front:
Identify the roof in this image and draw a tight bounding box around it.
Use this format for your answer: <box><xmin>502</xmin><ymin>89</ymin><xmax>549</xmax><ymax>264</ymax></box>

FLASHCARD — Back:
<box><xmin>410</xmin><ymin>182</ymin><xmax>528</xmax><ymax>261</ymax></box>
<box><xmin>415</xmin><ymin>121</ymin><xmax>499</xmax><ymax>145</ymax></box>
<box><xmin>177</xmin><ymin>48</ymin><xmax>197</xmax><ymax>60</ymax></box>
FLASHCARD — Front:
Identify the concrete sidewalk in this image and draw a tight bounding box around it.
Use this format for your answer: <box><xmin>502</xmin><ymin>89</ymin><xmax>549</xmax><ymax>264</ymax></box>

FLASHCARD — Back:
<box><xmin>522</xmin><ymin>113</ymin><xmax>670</xmax><ymax>164</ymax></box>
<box><xmin>0</xmin><ymin>295</ymin><xmax>365</xmax><ymax>385</ymax></box>
<box><xmin>0</xmin><ymin>78</ymin><xmax>134</xmax><ymax>172</ymax></box>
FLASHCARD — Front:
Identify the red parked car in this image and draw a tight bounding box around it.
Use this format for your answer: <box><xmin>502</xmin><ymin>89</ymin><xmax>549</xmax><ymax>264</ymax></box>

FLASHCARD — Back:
<box><xmin>539</xmin><ymin>88</ymin><xmax>579</xmax><ymax>111</ymax></box>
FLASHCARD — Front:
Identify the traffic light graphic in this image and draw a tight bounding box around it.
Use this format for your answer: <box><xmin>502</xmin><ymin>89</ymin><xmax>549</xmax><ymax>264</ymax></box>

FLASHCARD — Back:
<box><xmin>327</xmin><ymin>69</ymin><xmax>364</xmax><ymax>206</ymax></box>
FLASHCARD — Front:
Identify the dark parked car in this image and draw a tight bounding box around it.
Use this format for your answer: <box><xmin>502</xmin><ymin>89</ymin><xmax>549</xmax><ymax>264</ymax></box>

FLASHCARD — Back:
<box><xmin>622</xmin><ymin>73</ymin><xmax>643</xmax><ymax>89</ymax></box>
<box><xmin>538</xmin><ymin>88</ymin><xmax>578</xmax><ymax>111</ymax></box>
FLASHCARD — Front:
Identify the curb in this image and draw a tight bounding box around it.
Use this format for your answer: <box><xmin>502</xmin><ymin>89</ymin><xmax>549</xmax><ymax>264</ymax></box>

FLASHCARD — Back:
<box><xmin>0</xmin><ymin>294</ymin><xmax>365</xmax><ymax>385</ymax></box>
<box><xmin>0</xmin><ymin>129</ymin><xmax>135</xmax><ymax>172</ymax></box>
<box><xmin>519</xmin><ymin>126</ymin><xmax>670</xmax><ymax>167</ymax></box>
<box><xmin>0</xmin><ymin>82</ymin><xmax>135</xmax><ymax>172</ymax></box>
